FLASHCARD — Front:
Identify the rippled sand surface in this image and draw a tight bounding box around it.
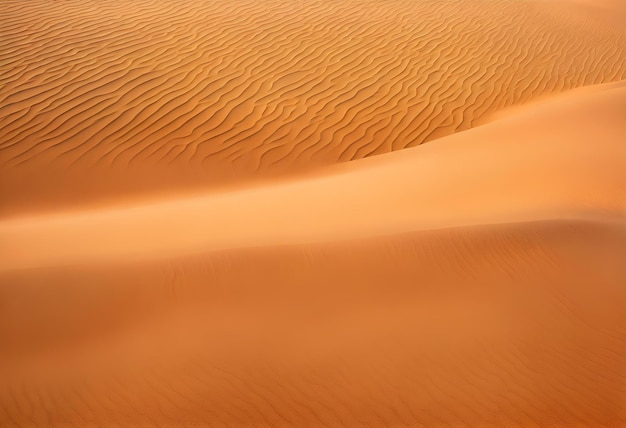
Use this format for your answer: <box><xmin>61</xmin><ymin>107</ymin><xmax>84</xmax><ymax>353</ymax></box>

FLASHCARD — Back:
<box><xmin>1</xmin><ymin>1</ymin><xmax>625</xmax><ymax>426</ymax></box>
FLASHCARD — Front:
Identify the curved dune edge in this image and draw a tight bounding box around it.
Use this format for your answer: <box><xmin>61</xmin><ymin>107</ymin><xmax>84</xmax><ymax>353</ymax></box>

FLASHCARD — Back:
<box><xmin>1</xmin><ymin>0</ymin><xmax>626</xmax><ymax>214</ymax></box>
<box><xmin>1</xmin><ymin>2</ymin><xmax>625</xmax><ymax>426</ymax></box>
<box><xmin>1</xmin><ymin>220</ymin><xmax>625</xmax><ymax>427</ymax></box>
<box><xmin>0</xmin><ymin>80</ymin><xmax>625</xmax><ymax>428</ymax></box>
<box><xmin>1</xmin><ymin>81</ymin><xmax>625</xmax><ymax>271</ymax></box>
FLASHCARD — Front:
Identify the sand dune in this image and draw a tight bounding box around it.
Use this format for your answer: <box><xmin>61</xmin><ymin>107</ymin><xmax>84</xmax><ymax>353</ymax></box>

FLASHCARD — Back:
<box><xmin>1</xmin><ymin>0</ymin><xmax>626</xmax><ymax>214</ymax></box>
<box><xmin>1</xmin><ymin>76</ymin><xmax>625</xmax><ymax>426</ymax></box>
<box><xmin>1</xmin><ymin>220</ymin><xmax>625</xmax><ymax>427</ymax></box>
<box><xmin>2</xmin><ymin>79</ymin><xmax>624</xmax><ymax>271</ymax></box>
<box><xmin>1</xmin><ymin>1</ymin><xmax>625</xmax><ymax>427</ymax></box>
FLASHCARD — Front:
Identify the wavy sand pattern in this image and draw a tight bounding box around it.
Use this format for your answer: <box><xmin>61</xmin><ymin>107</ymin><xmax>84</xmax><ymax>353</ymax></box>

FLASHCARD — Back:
<box><xmin>1</xmin><ymin>0</ymin><xmax>625</xmax><ymax>427</ymax></box>
<box><xmin>1</xmin><ymin>0</ymin><xmax>626</xmax><ymax>212</ymax></box>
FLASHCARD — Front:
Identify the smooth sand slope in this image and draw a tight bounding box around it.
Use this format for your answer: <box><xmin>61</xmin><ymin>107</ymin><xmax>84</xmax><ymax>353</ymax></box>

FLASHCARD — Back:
<box><xmin>1</xmin><ymin>0</ymin><xmax>626</xmax><ymax>214</ymax></box>
<box><xmin>1</xmin><ymin>0</ymin><xmax>625</xmax><ymax>426</ymax></box>
<box><xmin>1</xmin><ymin>79</ymin><xmax>625</xmax><ymax>427</ymax></box>
<box><xmin>1</xmin><ymin>80</ymin><xmax>625</xmax><ymax>270</ymax></box>
<box><xmin>1</xmin><ymin>221</ymin><xmax>624</xmax><ymax>427</ymax></box>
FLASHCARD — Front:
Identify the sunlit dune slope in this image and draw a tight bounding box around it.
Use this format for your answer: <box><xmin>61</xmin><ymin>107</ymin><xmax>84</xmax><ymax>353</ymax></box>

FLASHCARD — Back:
<box><xmin>1</xmin><ymin>80</ymin><xmax>624</xmax><ymax>270</ymax></box>
<box><xmin>1</xmin><ymin>0</ymin><xmax>626</xmax><ymax>213</ymax></box>
<box><xmin>0</xmin><ymin>78</ymin><xmax>625</xmax><ymax>427</ymax></box>
<box><xmin>1</xmin><ymin>1</ymin><xmax>625</xmax><ymax>426</ymax></box>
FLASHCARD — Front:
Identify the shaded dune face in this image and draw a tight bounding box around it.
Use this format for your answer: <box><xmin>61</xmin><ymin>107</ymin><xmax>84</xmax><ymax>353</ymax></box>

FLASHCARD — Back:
<box><xmin>1</xmin><ymin>0</ymin><xmax>626</xmax><ymax>213</ymax></box>
<box><xmin>1</xmin><ymin>221</ymin><xmax>625</xmax><ymax>427</ymax></box>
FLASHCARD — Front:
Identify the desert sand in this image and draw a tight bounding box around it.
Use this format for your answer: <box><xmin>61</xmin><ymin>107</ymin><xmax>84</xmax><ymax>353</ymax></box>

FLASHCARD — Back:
<box><xmin>2</xmin><ymin>0</ymin><xmax>626</xmax><ymax>214</ymax></box>
<box><xmin>1</xmin><ymin>0</ymin><xmax>625</xmax><ymax>427</ymax></box>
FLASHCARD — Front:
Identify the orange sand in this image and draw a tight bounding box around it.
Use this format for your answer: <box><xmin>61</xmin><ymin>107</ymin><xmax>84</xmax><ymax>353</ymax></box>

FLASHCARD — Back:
<box><xmin>2</xmin><ymin>0</ymin><xmax>625</xmax><ymax>214</ymax></box>
<box><xmin>1</xmin><ymin>0</ymin><xmax>625</xmax><ymax>427</ymax></box>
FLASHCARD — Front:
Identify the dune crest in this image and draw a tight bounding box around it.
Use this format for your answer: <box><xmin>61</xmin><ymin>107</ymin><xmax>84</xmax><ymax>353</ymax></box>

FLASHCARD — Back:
<box><xmin>1</xmin><ymin>81</ymin><xmax>624</xmax><ymax>271</ymax></box>
<box><xmin>1</xmin><ymin>2</ymin><xmax>625</xmax><ymax>427</ymax></box>
<box><xmin>1</xmin><ymin>0</ymin><xmax>626</xmax><ymax>213</ymax></box>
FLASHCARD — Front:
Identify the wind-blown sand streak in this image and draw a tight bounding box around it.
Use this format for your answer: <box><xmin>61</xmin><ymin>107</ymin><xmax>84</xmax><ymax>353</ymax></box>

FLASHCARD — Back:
<box><xmin>1</xmin><ymin>0</ymin><xmax>625</xmax><ymax>213</ymax></box>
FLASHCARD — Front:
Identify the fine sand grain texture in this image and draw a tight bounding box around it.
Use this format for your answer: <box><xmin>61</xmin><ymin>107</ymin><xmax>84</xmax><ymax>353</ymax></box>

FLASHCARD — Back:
<box><xmin>1</xmin><ymin>0</ymin><xmax>626</xmax><ymax>213</ymax></box>
<box><xmin>1</xmin><ymin>220</ymin><xmax>625</xmax><ymax>427</ymax></box>
<box><xmin>1</xmin><ymin>0</ymin><xmax>626</xmax><ymax>427</ymax></box>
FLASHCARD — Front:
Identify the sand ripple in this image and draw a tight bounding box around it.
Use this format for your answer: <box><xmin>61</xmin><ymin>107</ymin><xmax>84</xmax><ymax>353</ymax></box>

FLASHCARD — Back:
<box><xmin>1</xmin><ymin>0</ymin><xmax>625</xmax><ymax>212</ymax></box>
